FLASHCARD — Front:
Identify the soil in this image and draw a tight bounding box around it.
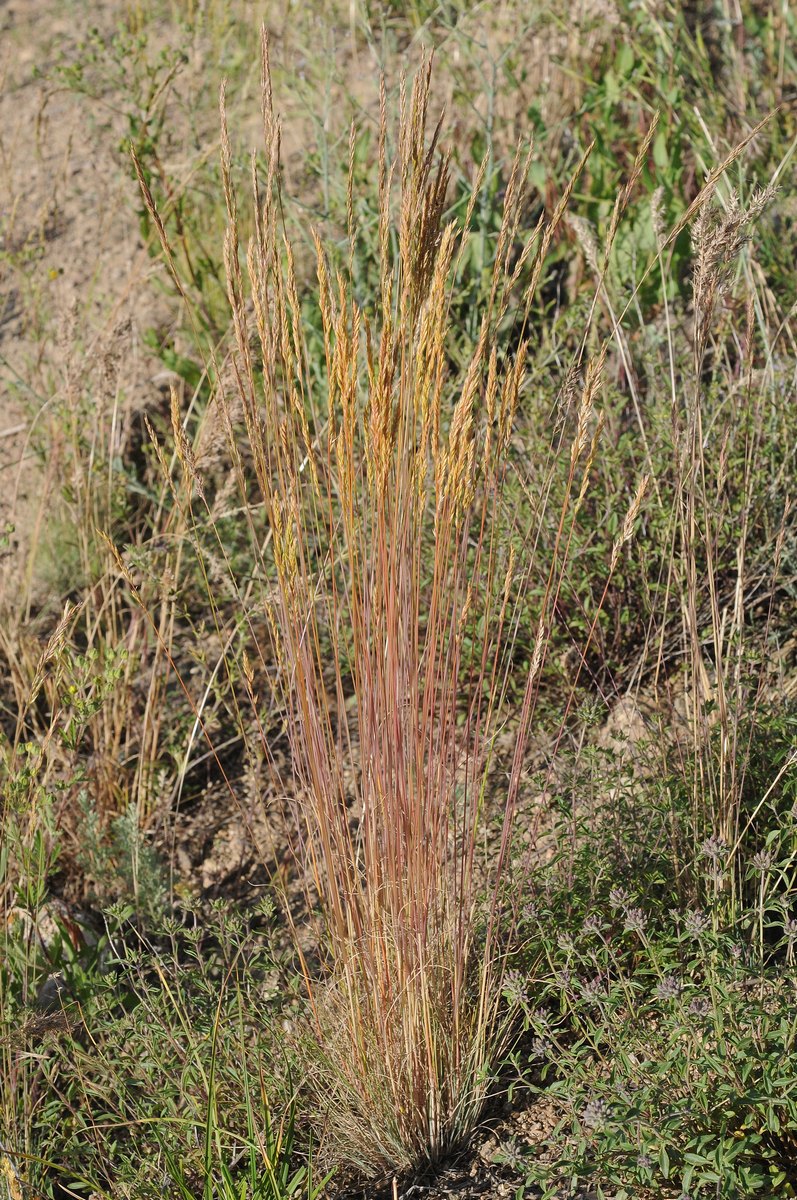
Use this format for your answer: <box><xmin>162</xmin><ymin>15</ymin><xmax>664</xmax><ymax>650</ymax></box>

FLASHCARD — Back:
<box><xmin>0</xmin><ymin>0</ymin><xmax>175</xmax><ymax>606</ymax></box>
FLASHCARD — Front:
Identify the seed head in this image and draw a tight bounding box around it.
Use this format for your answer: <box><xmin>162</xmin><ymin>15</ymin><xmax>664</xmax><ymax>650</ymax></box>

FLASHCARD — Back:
<box><xmin>530</xmin><ymin>1036</ymin><xmax>551</xmax><ymax>1062</ymax></box>
<box><xmin>752</xmin><ymin>847</ymin><xmax>775</xmax><ymax>873</ymax></box>
<box><xmin>531</xmin><ymin>1006</ymin><xmax>550</xmax><ymax>1029</ymax></box>
<box><xmin>624</xmin><ymin>907</ymin><xmax>647</xmax><ymax>935</ymax></box>
<box><xmin>700</xmin><ymin>835</ymin><xmax>727</xmax><ymax>863</ymax></box>
<box><xmin>609</xmin><ymin>886</ymin><xmax>631</xmax><ymax>910</ymax></box>
<box><xmin>581</xmin><ymin>1097</ymin><xmax>611</xmax><ymax>1130</ymax></box>
<box><xmin>580</xmin><ymin>974</ymin><xmax>605</xmax><ymax>1001</ymax></box>
<box><xmin>688</xmin><ymin>994</ymin><xmax>711</xmax><ymax>1017</ymax></box>
<box><xmin>684</xmin><ymin>908</ymin><xmax>711</xmax><ymax>938</ymax></box>
<box><xmin>655</xmin><ymin>974</ymin><xmax>682</xmax><ymax>1000</ymax></box>
<box><xmin>503</xmin><ymin>969</ymin><xmax>528</xmax><ymax>1007</ymax></box>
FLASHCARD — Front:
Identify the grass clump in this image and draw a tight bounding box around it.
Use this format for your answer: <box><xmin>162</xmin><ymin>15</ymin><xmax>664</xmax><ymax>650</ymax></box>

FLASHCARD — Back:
<box><xmin>207</xmin><ymin>45</ymin><xmax>596</xmax><ymax>1172</ymax></box>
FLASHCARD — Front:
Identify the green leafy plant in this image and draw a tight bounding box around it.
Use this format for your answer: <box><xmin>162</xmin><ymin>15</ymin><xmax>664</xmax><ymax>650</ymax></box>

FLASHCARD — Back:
<box><xmin>514</xmin><ymin>898</ymin><xmax>797</xmax><ymax>1198</ymax></box>
<box><xmin>13</xmin><ymin>899</ymin><xmax>318</xmax><ymax>1200</ymax></box>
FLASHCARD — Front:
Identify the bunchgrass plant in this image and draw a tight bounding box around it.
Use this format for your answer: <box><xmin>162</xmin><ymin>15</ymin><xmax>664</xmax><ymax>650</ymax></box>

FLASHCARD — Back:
<box><xmin>154</xmin><ymin>37</ymin><xmax>653</xmax><ymax>1175</ymax></box>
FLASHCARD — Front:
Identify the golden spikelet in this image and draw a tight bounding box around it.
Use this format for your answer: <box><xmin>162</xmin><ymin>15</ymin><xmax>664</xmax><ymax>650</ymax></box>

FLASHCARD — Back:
<box><xmin>170</xmin><ymin>386</ymin><xmax>205</xmax><ymax>500</ymax></box>
<box><xmin>271</xmin><ymin>490</ymin><xmax>299</xmax><ymax>603</ymax></box>
<box><xmin>574</xmin><ymin>410</ymin><xmax>606</xmax><ymax>517</ymax></box>
<box><xmin>602</xmin><ymin>113</ymin><xmax>659</xmax><ymax>265</ymax></box>
<box><xmin>441</xmin><ymin>337</ymin><xmax>484</xmax><ymax>517</ymax></box>
<box><xmin>498</xmin><ymin>342</ymin><xmax>528</xmax><ymax>451</ymax></box>
<box><xmin>569</xmin><ymin>214</ymin><xmax>600</xmax><ymax>276</ymax></box>
<box><xmin>528</xmin><ymin>615</ymin><xmax>548</xmax><ymax>688</ymax></box>
<box><xmin>28</xmin><ymin>599</ymin><xmax>84</xmax><ymax>706</ymax></box>
<box><xmin>610</xmin><ymin>474</ymin><xmax>650</xmax><ymax>573</ymax></box>
<box><xmin>483</xmin><ymin>344</ymin><xmax>499</xmax><ymax>469</ymax></box>
<box><xmin>523</xmin><ymin>140</ymin><xmax>594</xmax><ymax>316</ymax></box>
<box><xmin>570</xmin><ymin>347</ymin><xmax>607</xmax><ymax>471</ymax></box>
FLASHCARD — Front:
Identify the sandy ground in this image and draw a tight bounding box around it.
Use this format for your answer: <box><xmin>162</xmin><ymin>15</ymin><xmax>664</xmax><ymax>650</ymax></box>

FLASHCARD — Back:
<box><xmin>0</xmin><ymin>0</ymin><xmax>168</xmax><ymax>599</ymax></box>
